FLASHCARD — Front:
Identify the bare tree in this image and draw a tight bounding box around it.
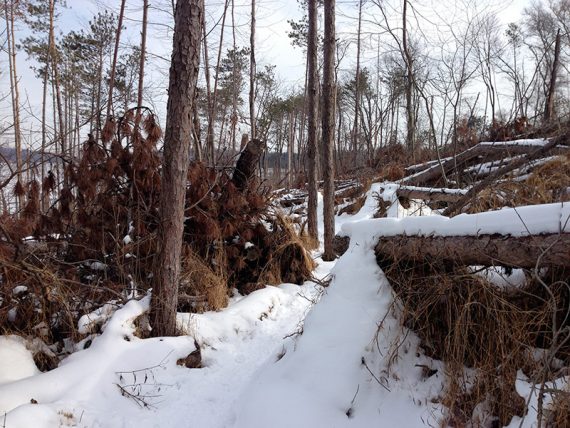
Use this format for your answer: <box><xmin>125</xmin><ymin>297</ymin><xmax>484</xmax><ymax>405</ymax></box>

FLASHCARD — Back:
<box><xmin>322</xmin><ymin>0</ymin><xmax>336</xmax><ymax>261</ymax></box>
<box><xmin>306</xmin><ymin>0</ymin><xmax>318</xmax><ymax>244</ymax></box>
<box><xmin>150</xmin><ymin>0</ymin><xmax>203</xmax><ymax>337</ymax></box>
<box><xmin>135</xmin><ymin>0</ymin><xmax>149</xmax><ymax>130</ymax></box>
<box><xmin>402</xmin><ymin>0</ymin><xmax>415</xmax><ymax>154</ymax></box>
<box><xmin>250</xmin><ymin>0</ymin><xmax>256</xmax><ymax>139</ymax></box>
<box><xmin>3</xmin><ymin>0</ymin><xmax>22</xmax><ymax>209</ymax></box>
<box><xmin>106</xmin><ymin>0</ymin><xmax>126</xmax><ymax>119</ymax></box>
<box><xmin>352</xmin><ymin>0</ymin><xmax>363</xmax><ymax>165</ymax></box>
<box><xmin>544</xmin><ymin>28</ymin><xmax>561</xmax><ymax>123</ymax></box>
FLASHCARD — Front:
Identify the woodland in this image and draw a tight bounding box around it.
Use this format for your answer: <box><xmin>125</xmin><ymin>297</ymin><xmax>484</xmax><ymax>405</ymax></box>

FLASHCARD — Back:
<box><xmin>0</xmin><ymin>0</ymin><xmax>569</xmax><ymax>427</ymax></box>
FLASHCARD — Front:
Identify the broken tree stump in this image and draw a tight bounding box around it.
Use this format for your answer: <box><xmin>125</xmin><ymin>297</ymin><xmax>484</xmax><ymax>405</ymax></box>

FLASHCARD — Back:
<box><xmin>231</xmin><ymin>138</ymin><xmax>265</xmax><ymax>191</ymax></box>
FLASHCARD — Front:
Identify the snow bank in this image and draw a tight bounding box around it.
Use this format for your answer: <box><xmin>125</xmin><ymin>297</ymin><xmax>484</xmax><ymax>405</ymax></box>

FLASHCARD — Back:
<box><xmin>0</xmin><ymin>336</ymin><xmax>40</xmax><ymax>385</ymax></box>
<box><xmin>233</xmin><ymin>194</ymin><xmax>445</xmax><ymax>427</ymax></box>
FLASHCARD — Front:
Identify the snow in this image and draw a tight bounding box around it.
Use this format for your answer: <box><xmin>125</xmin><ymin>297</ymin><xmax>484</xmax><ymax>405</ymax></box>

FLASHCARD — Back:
<box><xmin>0</xmin><ymin>336</ymin><xmax>40</xmax><ymax>385</ymax></box>
<box><xmin>395</xmin><ymin>184</ymin><xmax>468</xmax><ymax>195</ymax></box>
<box><xmin>341</xmin><ymin>201</ymin><xmax>570</xmax><ymax>238</ymax></box>
<box><xmin>479</xmin><ymin>138</ymin><xmax>549</xmax><ymax>146</ymax></box>
<box><xmin>1</xmin><ymin>172</ymin><xmax>567</xmax><ymax>427</ymax></box>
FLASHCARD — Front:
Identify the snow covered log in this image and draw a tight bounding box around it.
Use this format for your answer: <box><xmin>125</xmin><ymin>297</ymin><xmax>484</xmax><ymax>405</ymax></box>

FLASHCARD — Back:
<box><xmin>336</xmin><ymin>202</ymin><xmax>570</xmax><ymax>267</ymax></box>
<box><xmin>374</xmin><ymin>232</ymin><xmax>570</xmax><ymax>269</ymax></box>
<box><xmin>403</xmin><ymin>139</ymin><xmax>569</xmax><ymax>186</ymax></box>
<box><xmin>395</xmin><ymin>186</ymin><xmax>466</xmax><ymax>203</ymax></box>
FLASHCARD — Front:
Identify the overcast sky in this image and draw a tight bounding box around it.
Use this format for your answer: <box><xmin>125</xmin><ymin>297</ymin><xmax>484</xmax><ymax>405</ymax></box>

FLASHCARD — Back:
<box><xmin>1</xmin><ymin>0</ymin><xmax>530</xmax><ymax>149</ymax></box>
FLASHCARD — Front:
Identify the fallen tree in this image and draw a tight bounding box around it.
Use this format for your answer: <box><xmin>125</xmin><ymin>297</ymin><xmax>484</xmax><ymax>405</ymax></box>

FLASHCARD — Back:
<box><xmin>374</xmin><ymin>232</ymin><xmax>570</xmax><ymax>269</ymax></box>
<box><xmin>404</xmin><ymin>139</ymin><xmax>569</xmax><ymax>186</ymax></box>
<box><xmin>395</xmin><ymin>185</ymin><xmax>466</xmax><ymax>203</ymax></box>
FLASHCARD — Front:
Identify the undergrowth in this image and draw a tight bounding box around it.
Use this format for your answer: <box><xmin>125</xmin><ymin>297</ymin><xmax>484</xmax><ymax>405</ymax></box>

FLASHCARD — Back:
<box><xmin>0</xmin><ymin>108</ymin><xmax>314</xmax><ymax>364</ymax></box>
<box><xmin>379</xmin><ymin>258</ymin><xmax>570</xmax><ymax>427</ymax></box>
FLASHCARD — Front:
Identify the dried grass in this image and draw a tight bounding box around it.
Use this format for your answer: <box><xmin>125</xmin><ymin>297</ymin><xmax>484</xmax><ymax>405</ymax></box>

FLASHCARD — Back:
<box><xmin>258</xmin><ymin>213</ymin><xmax>315</xmax><ymax>286</ymax></box>
<box><xmin>178</xmin><ymin>248</ymin><xmax>228</xmax><ymax>313</ymax></box>
<box><xmin>467</xmin><ymin>155</ymin><xmax>570</xmax><ymax>213</ymax></box>
<box><xmin>380</xmin><ymin>256</ymin><xmax>569</xmax><ymax>427</ymax></box>
<box><xmin>545</xmin><ymin>388</ymin><xmax>570</xmax><ymax>427</ymax></box>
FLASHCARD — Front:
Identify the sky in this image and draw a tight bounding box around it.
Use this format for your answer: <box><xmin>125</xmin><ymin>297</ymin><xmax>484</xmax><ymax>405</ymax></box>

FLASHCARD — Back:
<box><xmin>1</xmin><ymin>0</ymin><xmax>532</xmax><ymax>151</ymax></box>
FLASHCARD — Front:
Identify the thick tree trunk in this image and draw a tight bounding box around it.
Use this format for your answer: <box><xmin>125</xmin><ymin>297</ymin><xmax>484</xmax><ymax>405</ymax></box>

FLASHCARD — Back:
<box><xmin>150</xmin><ymin>0</ymin><xmax>203</xmax><ymax>337</ymax></box>
<box><xmin>306</xmin><ymin>0</ymin><xmax>318</xmax><ymax>243</ymax></box>
<box><xmin>249</xmin><ymin>0</ymin><xmax>256</xmax><ymax>139</ymax></box>
<box><xmin>334</xmin><ymin>232</ymin><xmax>570</xmax><ymax>270</ymax></box>
<box><xmin>231</xmin><ymin>139</ymin><xmax>264</xmax><ymax>191</ymax></box>
<box><xmin>321</xmin><ymin>0</ymin><xmax>336</xmax><ymax>261</ymax></box>
<box><xmin>374</xmin><ymin>233</ymin><xmax>570</xmax><ymax>270</ymax></box>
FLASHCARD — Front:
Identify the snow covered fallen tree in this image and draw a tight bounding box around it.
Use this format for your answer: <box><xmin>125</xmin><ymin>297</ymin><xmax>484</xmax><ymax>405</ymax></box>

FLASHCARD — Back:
<box><xmin>337</xmin><ymin>202</ymin><xmax>570</xmax><ymax>268</ymax></box>
<box><xmin>375</xmin><ymin>232</ymin><xmax>570</xmax><ymax>269</ymax></box>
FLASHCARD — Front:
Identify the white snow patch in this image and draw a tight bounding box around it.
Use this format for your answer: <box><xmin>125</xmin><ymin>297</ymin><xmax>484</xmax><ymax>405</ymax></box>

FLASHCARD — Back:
<box><xmin>0</xmin><ymin>336</ymin><xmax>40</xmax><ymax>385</ymax></box>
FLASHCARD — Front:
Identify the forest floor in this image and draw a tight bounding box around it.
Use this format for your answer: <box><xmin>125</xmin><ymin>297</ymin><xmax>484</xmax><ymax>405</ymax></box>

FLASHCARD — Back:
<box><xmin>1</xmin><ymin>140</ymin><xmax>569</xmax><ymax>427</ymax></box>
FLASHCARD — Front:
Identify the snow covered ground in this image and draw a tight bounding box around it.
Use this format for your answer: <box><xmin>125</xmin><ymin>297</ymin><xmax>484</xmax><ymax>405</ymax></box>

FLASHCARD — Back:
<box><xmin>1</xmin><ymin>183</ymin><xmax>567</xmax><ymax>427</ymax></box>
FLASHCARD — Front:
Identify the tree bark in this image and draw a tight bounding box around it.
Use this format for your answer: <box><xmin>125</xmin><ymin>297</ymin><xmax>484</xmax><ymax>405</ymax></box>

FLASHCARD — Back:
<box><xmin>321</xmin><ymin>0</ymin><xmax>336</xmax><ymax>261</ymax></box>
<box><xmin>231</xmin><ymin>139</ymin><xmax>264</xmax><ymax>191</ymax></box>
<box><xmin>150</xmin><ymin>0</ymin><xmax>203</xmax><ymax>337</ymax></box>
<box><xmin>306</xmin><ymin>0</ymin><xmax>318</xmax><ymax>243</ymax></box>
<box><xmin>249</xmin><ymin>0</ymin><xmax>256</xmax><ymax>139</ymax></box>
<box><xmin>374</xmin><ymin>233</ymin><xmax>570</xmax><ymax>270</ymax></box>
<box><xmin>402</xmin><ymin>0</ymin><xmax>415</xmax><ymax>154</ymax></box>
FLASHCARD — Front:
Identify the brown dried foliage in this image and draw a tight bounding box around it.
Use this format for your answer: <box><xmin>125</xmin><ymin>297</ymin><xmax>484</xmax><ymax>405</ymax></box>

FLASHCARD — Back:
<box><xmin>467</xmin><ymin>155</ymin><xmax>570</xmax><ymax>213</ymax></box>
<box><xmin>380</xmin><ymin>255</ymin><xmax>570</xmax><ymax>427</ymax></box>
<box><xmin>1</xmin><ymin>108</ymin><xmax>315</xmax><ymax>355</ymax></box>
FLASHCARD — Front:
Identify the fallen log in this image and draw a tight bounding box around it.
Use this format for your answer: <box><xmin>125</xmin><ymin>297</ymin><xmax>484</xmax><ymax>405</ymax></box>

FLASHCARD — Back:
<box><xmin>404</xmin><ymin>140</ymin><xmax>569</xmax><ymax>186</ymax></box>
<box><xmin>396</xmin><ymin>186</ymin><xmax>466</xmax><ymax>203</ymax></box>
<box><xmin>373</xmin><ymin>233</ymin><xmax>570</xmax><ymax>269</ymax></box>
<box><xmin>443</xmin><ymin>135</ymin><xmax>568</xmax><ymax>216</ymax></box>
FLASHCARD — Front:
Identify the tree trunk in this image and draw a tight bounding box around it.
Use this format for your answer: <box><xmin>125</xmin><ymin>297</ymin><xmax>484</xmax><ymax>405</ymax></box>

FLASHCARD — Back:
<box><xmin>230</xmin><ymin>0</ymin><xmax>238</xmax><ymax>153</ymax></box>
<box><xmin>106</xmin><ymin>0</ymin><xmax>126</xmax><ymax>119</ymax></box>
<box><xmin>206</xmin><ymin>0</ymin><xmax>230</xmax><ymax>166</ymax></box>
<box><xmin>232</xmin><ymin>139</ymin><xmax>264</xmax><ymax>191</ymax></box>
<box><xmin>352</xmin><ymin>0</ymin><xmax>362</xmax><ymax>166</ymax></box>
<box><xmin>306</xmin><ymin>0</ymin><xmax>318</xmax><ymax>243</ymax></box>
<box><xmin>543</xmin><ymin>29</ymin><xmax>561</xmax><ymax>123</ymax></box>
<box><xmin>402</xmin><ymin>0</ymin><xmax>415</xmax><ymax>155</ymax></box>
<box><xmin>249</xmin><ymin>0</ymin><xmax>256</xmax><ymax>139</ymax></box>
<box><xmin>443</xmin><ymin>136</ymin><xmax>567</xmax><ymax>217</ymax></box>
<box><xmin>150</xmin><ymin>0</ymin><xmax>203</xmax><ymax>337</ymax></box>
<box><xmin>321</xmin><ymin>0</ymin><xmax>336</xmax><ymax>261</ymax></box>
<box><xmin>3</xmin><ymin>0</ymin><xmax>23</xmax><ymax>210</ymax></box>
<box><xmin>134</xmin><ymin>0</ymin><xmax>148</xmax><ymax>130</ymax></box>
<box><xmin>374</xmin><ymin>233</ymin><xmax>570</xmax><ymax>270</ymax></box>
